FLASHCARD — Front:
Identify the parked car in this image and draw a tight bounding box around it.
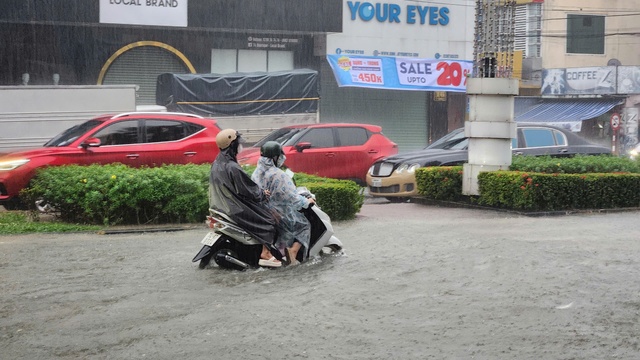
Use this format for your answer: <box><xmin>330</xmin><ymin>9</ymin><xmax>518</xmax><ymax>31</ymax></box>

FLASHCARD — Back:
<box><xmin>0</xmin><ymin>112</ymin><xmax>221</xmax><ymax>209</ymax></box>
<box><xmin>367</xmin><ymin>123</ymin><xmax>612</xmax><ymax>201</ymax></box>
<box><xmin>237</xmin><ymin>123</ymin><xmax>398</xmax><ymax>184</ymax></box>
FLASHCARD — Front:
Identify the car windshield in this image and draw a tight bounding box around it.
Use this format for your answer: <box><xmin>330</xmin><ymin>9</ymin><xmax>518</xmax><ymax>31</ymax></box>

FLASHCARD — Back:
<box><xmin>426</xmin><ymin>128</ymin><xmax>469</xmax><ymax>150</ymax></box>
<box><xmin>254</xmin><ymin>127</ymin><xmax>302</xmax><ymax>147</ymax></box>
<box><xmin>44</xmin><ymin>120</ymin><xmax>103</xmax><ymax>147</ymax></box>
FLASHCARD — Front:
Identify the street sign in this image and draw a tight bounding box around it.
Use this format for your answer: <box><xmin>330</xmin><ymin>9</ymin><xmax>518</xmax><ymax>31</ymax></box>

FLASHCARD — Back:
<box><xmin>611</xmin><ymin>113</ymin><xmax>621</xmax><ymax>130</ymax></box>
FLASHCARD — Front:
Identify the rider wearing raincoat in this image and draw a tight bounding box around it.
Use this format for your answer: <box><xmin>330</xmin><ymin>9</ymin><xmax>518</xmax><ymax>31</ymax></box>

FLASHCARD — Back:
<box><xmin>208</xmin><ymin>129</ymin><xmax>282</xmax><ymax>268</ymax></box>
<box><xmin>251</xmin><ymin>141</ymin><xmax>315</xmax><ymax>265</ymax></box>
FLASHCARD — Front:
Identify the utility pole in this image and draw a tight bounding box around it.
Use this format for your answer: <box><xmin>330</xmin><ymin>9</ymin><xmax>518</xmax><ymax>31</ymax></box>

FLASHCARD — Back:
<box><xmin>463</xmin><ymin>0</ymin><xmax>519</xmax><ymax>195</ymax></box>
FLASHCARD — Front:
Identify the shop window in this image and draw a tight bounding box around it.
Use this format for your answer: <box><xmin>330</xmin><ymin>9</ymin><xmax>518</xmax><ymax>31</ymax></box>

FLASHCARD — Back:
<box><xmin>211</xmin><ymin>49</ymin><xmax>293</xmax><ymax>73</ymax></box>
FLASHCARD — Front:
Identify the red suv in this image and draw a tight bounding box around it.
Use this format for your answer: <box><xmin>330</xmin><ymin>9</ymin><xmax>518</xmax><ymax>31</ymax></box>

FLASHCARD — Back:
<box><xmin>237</xmin><ymin>123</ymin><xmax>398</xmax><ymax>184</ymax></box>
<box><xmin>0</xmin><ymin>112</ymin><xmax>221</xmax><ymax>209</ymax></box>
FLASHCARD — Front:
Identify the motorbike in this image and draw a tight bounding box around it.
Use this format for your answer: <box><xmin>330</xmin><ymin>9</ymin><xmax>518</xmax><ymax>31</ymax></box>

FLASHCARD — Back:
<box><xmin>192</xmin><ymin>187</ymin><xmax>343</xmax><ymax>271</ymax></box>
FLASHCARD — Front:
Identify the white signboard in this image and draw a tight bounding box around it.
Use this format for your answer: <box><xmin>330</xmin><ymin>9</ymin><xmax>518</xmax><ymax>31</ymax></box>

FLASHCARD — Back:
<box><xmin>565</xmin><ymin>66</ymin><xmax>616</xmax><ymax>94</ymax></box>
<box><xmin>541</xmin><ymin>67</ymin><xmax>617</xmax><ymax>95</ymax></box>
<box><xmin>100</xmin><ymin>0</ymin><xmax>188</xmax><ymax>27</ymax></box>
<box><xmin>327</xmin><ymin>0</ymin><xmax>474</xmax><ymax>59</ymax></box>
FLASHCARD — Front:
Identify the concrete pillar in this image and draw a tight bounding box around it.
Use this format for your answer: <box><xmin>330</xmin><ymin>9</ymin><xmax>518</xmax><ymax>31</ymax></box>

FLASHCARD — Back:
<box><xmin>463</xmin><ymin>78</ymin><xmax>519</xmax><ymax>195</ymax></box>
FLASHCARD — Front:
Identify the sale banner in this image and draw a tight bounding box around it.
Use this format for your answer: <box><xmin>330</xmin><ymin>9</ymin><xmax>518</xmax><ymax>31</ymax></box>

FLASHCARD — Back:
<box><xmin>327</xmin><ymin>55</ymin><xmax>473</xmax><ymax>92</ymax></box>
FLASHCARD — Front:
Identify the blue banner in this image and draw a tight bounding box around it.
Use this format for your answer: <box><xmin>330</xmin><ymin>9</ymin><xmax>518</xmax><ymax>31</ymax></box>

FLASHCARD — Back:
<box><xmin>327</xmin><ymin>55</ymin><xmax>473</xmax><ymax>92</ymax></box>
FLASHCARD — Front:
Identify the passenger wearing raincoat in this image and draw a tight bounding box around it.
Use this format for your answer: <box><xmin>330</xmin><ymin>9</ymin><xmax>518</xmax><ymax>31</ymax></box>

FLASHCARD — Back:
<box><xmin>251</xmin><ymin>141</ymin><xmax>314</xmax><ymax>265</ymax></box>
<box><xmin>209</xmin><ymin>129</ymin><xmax>281</xmax><ymax>268</ymax></box>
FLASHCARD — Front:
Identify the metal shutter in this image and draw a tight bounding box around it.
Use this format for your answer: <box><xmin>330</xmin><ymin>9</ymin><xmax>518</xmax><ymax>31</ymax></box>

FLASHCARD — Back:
<box><xmin>102</xmin><ymin>46</ymin><xmax>188</xmax><ymax>105</ymax></box>
<box><xmin>319</xmin><ymin>62</ymin><xmax>428</xmax><ymax>152</ymax></box>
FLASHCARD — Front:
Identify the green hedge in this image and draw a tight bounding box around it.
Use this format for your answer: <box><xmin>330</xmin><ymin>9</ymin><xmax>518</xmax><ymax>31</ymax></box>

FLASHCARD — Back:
<box><xmin>510</xmin><ymin>154</ymin><xmax>640</xmax><ymax>174</ymax></box>
<box><xmin>477</xmin><ymin>171</ymin><xmax>640</xmax><ymax>211</ymax></box>
<box><xmin>415</xmin><ymin>166</ymin><xmax>465</xmax><ymax>201</ymax></box>
<box><xmin>415</xmin><ymin>156</ymin><xmax>640</xmax><ymax>211</ymax></box>
<box><xmin>22</xmin><ymin>164</ymin><xmax>363</xmax><ymax>225</ymax></box>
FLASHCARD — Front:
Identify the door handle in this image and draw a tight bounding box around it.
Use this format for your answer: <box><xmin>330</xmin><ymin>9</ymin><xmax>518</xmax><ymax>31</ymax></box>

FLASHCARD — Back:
<box><xmin>514</xmin><ymin>151</ymin><xmax>524</xmax><ymax>156</ymax></box>
<box><xmin>126</xmin><ymin>154</ymin><xmax>140</xmax><ymax>159</ymax></box>
<box><xmin>325</xmin><ymin>153</ymin><xmax>336</xmax><ymax>157</ymax></box>
<box><xmin>368</xmin><ymin>149</ymin><xmax>379</xmax><ymax>154</ymax></box>
<box><xmin>184</xmin><ymin>151</ymin><xmax>197</xmax><ymax>157</ymax></box>
<box><xmin>558</xmin><ymin>148</ymin><xmax>568</xmax><ymax>153</ymax></box>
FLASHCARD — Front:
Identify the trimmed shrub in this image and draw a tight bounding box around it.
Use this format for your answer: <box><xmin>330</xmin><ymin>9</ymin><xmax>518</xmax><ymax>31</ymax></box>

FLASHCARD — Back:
<box><xmin>510</xmin><ymin>154</ymin><xmax>640</xmax><ymax>174</ymax></box>
<box><xmin>22</xmin><ymin>164</ymin><xmax>209</xmax><ymax>225</ymax></box>
<box><xmin>23</xmin><ymin>163</ymin><xmax>363</xmax><ymax>225</ymax></box>
<box><xmin>415</xmin><ymin>166</ymin><xmax>465</xmax><ymax>201</ymax></box>
<box><xmin>414</xmin><ymin>156</ymin><xmax>640</xmax><ymax>211</ymax></box>
<box><xmin>477</xmin><ymin>171</ymin><xmax>640</xmax><ymax>211</ymax></box>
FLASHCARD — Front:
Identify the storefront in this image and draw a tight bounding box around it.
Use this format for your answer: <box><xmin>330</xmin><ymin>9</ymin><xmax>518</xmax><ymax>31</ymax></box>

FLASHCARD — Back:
<box><xmin>321</xmin><ymin>0</ymin><xmax>475</xmax><ymax>151</ymax></box>
<box><xmin>0</xmin><ymin>0</ymin><xmax>342</xmax><ymax>104</ymax></box>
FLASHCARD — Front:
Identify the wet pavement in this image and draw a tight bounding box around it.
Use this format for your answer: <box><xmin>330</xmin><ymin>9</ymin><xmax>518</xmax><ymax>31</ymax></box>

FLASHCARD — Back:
<box><xmin>1</xmin><ymin>201</ymin><xmax>640</xmax><ymax>359</ymax></box>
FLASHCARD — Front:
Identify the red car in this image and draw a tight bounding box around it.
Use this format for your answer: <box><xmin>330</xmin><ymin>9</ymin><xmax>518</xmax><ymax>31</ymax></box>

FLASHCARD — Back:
<box><xmin>237</xmin><ymin>123</ymin><xmax>398</xmax><ymax>184</ymax></box>
<box><xmin>0</xmin><ymin>112</ymin><xmax>221</xmax><ymax>209</ymax></box>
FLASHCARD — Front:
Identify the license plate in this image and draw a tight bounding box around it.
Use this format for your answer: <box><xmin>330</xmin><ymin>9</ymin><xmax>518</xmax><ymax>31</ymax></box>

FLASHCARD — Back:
<box><xmin>201</xmin><ymin>232</ymin><xmax>221</xmax><ymax>246</ymax></box>
<box><xmin>371</xmin><ymin>178</ymin><xmax>382</xmax><ymax>187</ymax></box>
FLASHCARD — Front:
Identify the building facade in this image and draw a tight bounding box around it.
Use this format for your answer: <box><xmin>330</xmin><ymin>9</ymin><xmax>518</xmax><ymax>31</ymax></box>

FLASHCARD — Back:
<box><xmin>515</xmin><ymin>0</ymin><xmax>640</xmax><ymax>150</ymax></box>
<box><xmin>321</xmin><ymin>0</ymin><xmax>476</xmax><ymax>150</ymax></box>
<box><xmin>0</xmin><ymin>0</ymin><xmax>342</xmax><ymax>105</ymax></box>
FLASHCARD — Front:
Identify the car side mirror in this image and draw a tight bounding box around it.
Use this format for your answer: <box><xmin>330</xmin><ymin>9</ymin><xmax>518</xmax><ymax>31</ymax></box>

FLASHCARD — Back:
<box><xmin>81</xmin><ymin>137</ymin><xmax>101</xmax><ymax>149</ymax></box>
<box><xmin>295</xmin><ymin>142</ymin><xmax>312</xmax><ymax>152</ymax></box>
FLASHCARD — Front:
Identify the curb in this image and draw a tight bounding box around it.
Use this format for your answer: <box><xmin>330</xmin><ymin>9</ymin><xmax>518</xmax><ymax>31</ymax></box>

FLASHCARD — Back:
<box><xmin>409</xmin><ymin>197</ymin><xmax>640</xmax><ymax>217</ymax></box>
<box><xmin>96</xmin><ymin>225</ymin><xmax>204</xmax><ymax>235</ymax></box>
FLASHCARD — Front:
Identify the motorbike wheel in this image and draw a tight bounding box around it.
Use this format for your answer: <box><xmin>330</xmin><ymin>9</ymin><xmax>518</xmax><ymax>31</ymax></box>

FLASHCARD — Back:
<box><xmin>198</xmin><ymin>254</ymin><xmax>212</xmax><ymax>269</ymax></box>
<box><xmin>213</xmin><ymin>249</ymin><xmax>249</xmax><ymax>271</ymax></box>
<box><xmin>326</xmin><ymin>244</ymin><xmax>343</xmax><ymax>252</ymax></box>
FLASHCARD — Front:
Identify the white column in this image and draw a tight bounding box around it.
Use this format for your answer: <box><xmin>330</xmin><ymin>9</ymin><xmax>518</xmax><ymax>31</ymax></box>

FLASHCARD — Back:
<box><xmin>462</xmin><ymin>78</ymin><xmax>519</xmax><ymax>195</ymax></box>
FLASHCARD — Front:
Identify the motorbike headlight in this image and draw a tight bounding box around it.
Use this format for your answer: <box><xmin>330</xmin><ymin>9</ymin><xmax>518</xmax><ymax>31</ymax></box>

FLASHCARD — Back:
<box><xmin>0</xmin><ymin>159</ymin><xmax>30</xmax><ymax>171</ymax></box>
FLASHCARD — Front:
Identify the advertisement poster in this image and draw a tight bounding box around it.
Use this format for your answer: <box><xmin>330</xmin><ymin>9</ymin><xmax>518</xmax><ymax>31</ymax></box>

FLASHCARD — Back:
<box><xmin>99</xmin><ymin>0</ymin><xmax>188</xmax><ymax>27</ymax></box>
<box><xmin>617</xmin><ymin>66</ymin><xmax>640</xmax><ymax>94</ymax></box>
<box><xmin>541</xmin><ymin>67</ymin><xmax>617</xmax><ymax>95</ymax></box>
<box><xmin>327</xmin><ymin>55</ymin><xmax>473</xmax><ymax>92</ymax></box>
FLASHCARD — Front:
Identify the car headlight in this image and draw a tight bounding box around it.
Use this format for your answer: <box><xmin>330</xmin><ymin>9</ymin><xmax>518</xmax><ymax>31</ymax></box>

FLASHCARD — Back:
<box><xmin>0</xmin><ymin>159</ymin><xmax>30</xmax><ymax>171</ymax></box>
<box><xmin>394</xmin><ymin>163</ymin><xmax>421</xmax><ymax>174</ymax></box>
<box><xmin>394</xmin><ymin>164</ymin><xmax>408</xmax><ymax>174</ymax></box>
<box><xmin>630</xmin><ymin>148</ymin><xmax>638</xmax><ymax>159</ymax></box>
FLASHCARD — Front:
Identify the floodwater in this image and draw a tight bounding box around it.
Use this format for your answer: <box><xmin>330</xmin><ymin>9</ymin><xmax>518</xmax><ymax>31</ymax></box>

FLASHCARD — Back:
<box><xmin>2</xmin><ymin>201</ymin><xmax>640</xmax><ymax>359</ymax></box>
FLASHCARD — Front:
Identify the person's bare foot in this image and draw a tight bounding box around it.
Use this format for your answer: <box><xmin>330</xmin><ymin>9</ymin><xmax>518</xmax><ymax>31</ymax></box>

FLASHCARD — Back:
<box><xmin>260</xmin><ymin>245</ymin><xmax>279</xmax><ymax>261</ymax></box>
<box><xmin>286</xmin><ymin>242</ymin><xmax>301</xmax><ymax>265</ymax></box>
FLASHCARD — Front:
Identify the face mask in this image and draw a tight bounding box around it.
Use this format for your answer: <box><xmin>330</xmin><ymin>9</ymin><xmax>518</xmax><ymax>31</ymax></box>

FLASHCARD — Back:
<box><xmin>276</xmin><ymin>155</ymin><xmax>286</xmax><ymax>168</ymax></box>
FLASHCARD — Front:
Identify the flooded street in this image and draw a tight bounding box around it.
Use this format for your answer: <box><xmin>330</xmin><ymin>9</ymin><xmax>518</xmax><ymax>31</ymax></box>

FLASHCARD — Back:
<box><xmin>2</xmin><ymin>202</ymin><xmax>640</xmax><ymax>359</ymax></box>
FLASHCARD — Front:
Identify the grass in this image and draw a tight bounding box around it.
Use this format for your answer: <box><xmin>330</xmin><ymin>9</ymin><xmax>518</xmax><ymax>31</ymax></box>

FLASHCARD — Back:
<box><xmin>0</xmin><ymin>211</ymin><xmax>101</xmax><ymax>235</ymax></box>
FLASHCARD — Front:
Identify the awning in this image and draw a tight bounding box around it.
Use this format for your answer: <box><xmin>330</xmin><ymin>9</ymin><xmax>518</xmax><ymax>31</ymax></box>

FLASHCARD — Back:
<box><xmin>514</xmin><ymin>97</ymin><xmax>624</xmax><ymax>132</ymax></box>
